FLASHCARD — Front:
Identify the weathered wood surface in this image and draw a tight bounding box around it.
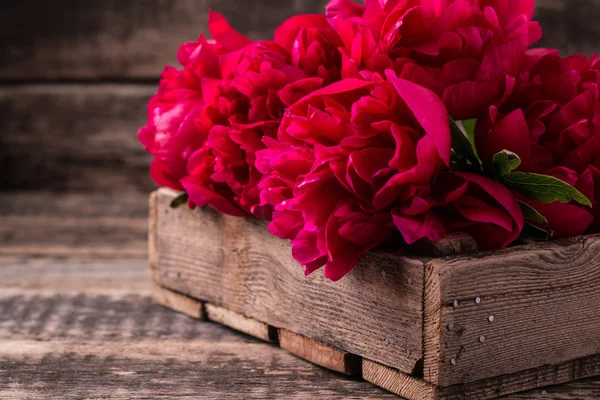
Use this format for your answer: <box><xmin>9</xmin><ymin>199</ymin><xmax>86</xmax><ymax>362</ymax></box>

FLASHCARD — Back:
<box><xmin>152</xmin><ymin>282</ymin><xmax>205</xmax><ymax>320</ymax></box>
<box><xmin>363</xmin><ymin>360</ymin><xmax>437</xmax><ymax>400</ymax></box>
<box><xmin>424</xmin><ymin>236</ymin><xmax>600</xmax><ymax>388</ymax></box>
<box><xmin>0</xmin><ymin>85</ymin><xmax>154</xmax><ymax>194</ymax></box>
<box><xmin>279</xmin><ymin>329</ymin><xmax>362</xmax><ymax>376</ymax></box>
<box><xmin>0</xmin><ymin>0</ymin><xmax>328</xmax><ymax>80</ymax></box>
<box><xmin>151</xmin><ymin>188</ymin><xmax>425</xmax><ymax>375</ymax></box>
<box><xmin>535</xmin><ymin>0</ymin><xmax>600</xmax><ymax>56</ymax></box>
<box><xmin>0</xmin><ymin>191</ymin><xmax>148</xmax><ymax>258</ymax></box>
<box><xmin>206</xmin><ymin>303</ymin><xmax>277</xmax><ymax>343</ymax></box>
<box><xmin>0</xmin><ymin>0</ymin><xmax>598</xmax><ymax>81</ymax></box>
<box><xmin>0</xmin><ymin>257</ymin><xmax>399</xmax><ymax>400</ymax></box>
<box><xmin>2</xmin><ymin>192</ymin><xmax>600</xmax><ymax>399</ymax></box>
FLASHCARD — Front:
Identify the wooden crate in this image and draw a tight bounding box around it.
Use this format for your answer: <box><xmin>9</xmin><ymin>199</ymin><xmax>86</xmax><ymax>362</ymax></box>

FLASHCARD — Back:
<box><xmin>149</xmin><ymin>188</ymin><xmax>600</xmax><ymax>399</ymax></box>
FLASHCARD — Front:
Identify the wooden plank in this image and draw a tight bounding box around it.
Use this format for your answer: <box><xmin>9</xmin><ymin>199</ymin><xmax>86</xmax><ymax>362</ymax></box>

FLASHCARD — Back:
<box><xmin>0</xmin><ymin>257</ymin><xmax>150</xmax><ymax>294</ymax></box>
<box><xmin>148</xmin><ymin>190</ymin><xmax>160</xmax><ymax>269</ymax></box>
<box><xmin>0</xmin><ymin>0</ymin><xmax>328</xmax><ymax>80</ymax></box>
<box><xmin>205</xmin><ymin>303</ymin><xmax>276</xmax><ymax>343</ymax></box>
<box><xmin>0</xmin><ymin>336</ymin><xmax>397</xmax><ymax>400</ymax></box>
<box><xmin>0</xmin><ymin>291</ymin><xmax>232</xmax><ymax>341</ymax></box>
<box><xmin>151</xmin><ymin>188</ymin><xmax>426</xmax><ymax>375</ymax></box>
<box><xmin>0</xmin><ymin>85</ymin><xmax>154</xmax><ymax>194</ymax></box>
<box><xmin>413</xmin><ymin>232</ymin><xmax>478</xmax><ymax>257</ymax></box>
<box><xmin>3</xmin><ymin>255</ymin><xmax>600</xmax><ymax>399</ymax></box>
<box><xmin>535</xmin><ymin>0</ymin><xmax>600</xmax><ymax>56</ymax></box>
<box><xmin>424</xmin><ymin>236</ymin><xmax>600</xmax><ymax>387</ymax></box>
<box><xmin>153</xmin><ymin>283</ymin><xmax>205</xmax><ymax>320</ymax></box>
<box><xmin>0</xmin><ymin>0</ymin><xmax>594</xmax><ymax>80</ymax></box>
<box><xmin>364</xmin><ymin>352</ymin><xmax>600</xmax><ymax>400</ymax></box>
<box><xmin>438</xmin><ymin>353</ymin><xmax>600</xmax><ymax>400</ymax></box>
<box><xmin>0</xmin><ymin>215</ymin><xmax>148</xmax><ymax>258</ymax></box>
<box><xmin>279</xmin><ymin>329</ymin><xmax>362</xmax><ymax>376</ymax></box>
<box><xmin>362</xmin><ymin>360</ymin><xmax>437</xmax><ymax>400</ymax></box>
<box><xmin>503</xmin><ymin>378</ymin><xmax>600</xmax><ymax>400</ymax></box>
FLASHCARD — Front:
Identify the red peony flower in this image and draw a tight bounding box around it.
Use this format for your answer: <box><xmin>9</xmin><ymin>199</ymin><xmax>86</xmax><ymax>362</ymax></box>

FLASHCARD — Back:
<box><xmin>139</xmin><ymin>11</ymin><xmax>343</xmax><ymax>218</ymax></box>
<box><xmin>274</xmin><ymin>14</ymin><xmax>344</xmax><ymax>85</ymax></box>
<box><xmin>258</xmin><ymin>72</ymin><xmax>522</xmax><ymax>280</ymax></box>
<box><xmin>394</xmin><ymin>171</ymin><xmax>524</xmax><ymax>250</ymax></box>
<box><xmin>475</xmin><ymin>51</ymin><xmax>600</xmax><ymax>237</ymax></box>
<box><xmin>326</xmin><ymin>0</ymin><xmax>541</xmax><ymax>120</ymax></box>
<box><xmin>138</xmin><ymin>11</ymin><xmax>249</xmax><ymax>194</ymax></box>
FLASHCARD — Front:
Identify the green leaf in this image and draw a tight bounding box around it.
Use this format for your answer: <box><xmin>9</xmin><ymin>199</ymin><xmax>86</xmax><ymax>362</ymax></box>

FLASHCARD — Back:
<box><xmin>519</xmin><ymin>223</ymin><xmax>554</xmax><ymax>242</ymax></box>
<box><xmin>518</xmin><ymin>200</ymin><xmax>548</xmax><ymax>225</ymax></box>
<box><xmin>461</xmin><ymin>118</ymin><xmax>477</xmax><ymax>143</ymax></box>
<box><xmin>502</xmin><ymin>172</ymin><xmax>593</xmax><ymax>207</ymax></box>
<box><xmin>450</xmin><ymin>118</ymin><xmax>482</xmax><ymax>171</ymax></box>
<box><xmin>170</xmin><ymin>193</ymin><xmax>189</xmax><ymax>209</ymax></box>
<box><xmin>492</xmin><ymin>150</ymin><xmax>521</xmax><ymax>176</ymax></box>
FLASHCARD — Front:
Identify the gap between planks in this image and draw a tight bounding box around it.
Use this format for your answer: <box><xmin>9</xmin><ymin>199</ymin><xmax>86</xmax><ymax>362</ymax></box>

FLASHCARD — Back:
<box><xmin>152</xmin><ymin>283</ymin><xmax>365</xmax><ymax>376</ymax></box>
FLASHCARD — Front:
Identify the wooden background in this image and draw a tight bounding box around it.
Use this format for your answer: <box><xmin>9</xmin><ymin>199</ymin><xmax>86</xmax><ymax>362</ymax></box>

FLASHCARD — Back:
<box><xmin>1</xmin><ymin>1</ymin><xmax>600</xmax><ymax>398</ymax></box>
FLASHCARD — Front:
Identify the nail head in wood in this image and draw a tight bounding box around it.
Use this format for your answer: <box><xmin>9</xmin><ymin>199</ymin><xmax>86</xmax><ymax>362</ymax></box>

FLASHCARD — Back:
<box><xmin>479</xmin><ymin>335</ymin><xmax>486</xmax><ymax>343</ymax></box>
<box><xmin>450</xmin><ymin>358</ymin><xmax>457</xmax><ymax>365</ymax></box>
<box><xmin>488</xmin><ymin>315</ymin><xmax>495</xmax><ymax>323</ymax></box>
<box><xmin>453</xmin><ymin>300</ymin><xmax>459</xmax><ymax>308</ymax></box>
<box><xmin>447</xmin><ymin>323</ymin><xmax>455</xmax><ymax>331</ymax></box>
<box><xmin>475</xmin><ymin>297</ymin><xmax>481</xmax><ymax>305</ymax></box>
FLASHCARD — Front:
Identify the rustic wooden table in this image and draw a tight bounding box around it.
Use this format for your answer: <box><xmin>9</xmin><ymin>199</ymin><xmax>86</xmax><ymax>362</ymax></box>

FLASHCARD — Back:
<box><xmin>2</xmin><ymin>2</ymin><xmax>600</xmax><ymax>397</ymax></box>
<box><xmin>1</xmin><ymin>192</ymin><xmax>599</xmax><ymax>399</ymax></box>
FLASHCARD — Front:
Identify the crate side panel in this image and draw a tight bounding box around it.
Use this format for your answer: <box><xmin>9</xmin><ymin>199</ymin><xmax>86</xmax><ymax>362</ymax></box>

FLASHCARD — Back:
<box><xmin>424</xmin><ymin>236</ymin><xmax>600</xmax><ymax>387</ymax></box>
<box><xmin>439</xmin><ymin>353</ymin><xmax>600</xmax><ymax>400</ymax></box>
<box><xmin>152</xmin><ymin>188</ymin><xmax>425</xmax><ymax>374</ymax></box>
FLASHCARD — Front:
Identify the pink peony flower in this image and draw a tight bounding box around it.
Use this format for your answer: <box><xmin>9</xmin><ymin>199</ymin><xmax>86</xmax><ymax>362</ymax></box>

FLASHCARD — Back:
<box><xmin>258</xmin><ymin>72</ymin><xmax>522</xmax><ymax>280</ymax></box>
<box><xmin>475</xmin><ymin>51</ymin><xmax>600</xmax><ymax>237</ymax></box>
<box><xmin>326</xmin><ymin>0</ymin><xmax>541</xmax><ymax>120</ymax></box>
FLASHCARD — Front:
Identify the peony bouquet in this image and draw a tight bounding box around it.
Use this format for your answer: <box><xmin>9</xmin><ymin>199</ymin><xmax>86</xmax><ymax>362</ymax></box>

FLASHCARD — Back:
<box><xmin>139</xmin><ymin>0</ymin><xmax>600</xmax><ymax>281</ymax></box>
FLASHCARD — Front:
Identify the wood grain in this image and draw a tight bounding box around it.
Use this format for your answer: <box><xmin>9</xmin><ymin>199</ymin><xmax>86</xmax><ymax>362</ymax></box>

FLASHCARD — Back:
<box><xmin>0</xmin><ymin>192</ymin><xmax>148</xmax><ymax>258</ymax></box>
<box><xmin>0</xmin><ymin>0</ymin><xmax>597</xmax><ymax>80</ymax></box>
<box><xmin>0</xmin><ymin>290</ymin><xmax>396</xmax><ymax>399</ymax></box>
<box><xmin>0</xmin><ymin>257</ymin><xmax>150</xmax><ymax>294</ymax></box>
<box><xmin>279</xmin><ymin>329</ymin><xmax>362</xmax><ymax>376</ymax></box>
<box><xmin>439</xmin><ymin>353</ymin><xmax>600</xmax><ymax>400</ymax></box>
<box><xmin>413</xmin><ymin>232</ymin><xmax>478</xmax><ymax>257</ymax></box>
<box><xmin>206</xmin><ymin>303</ymin><xmax>277</xmax><ymax>343</ymax></box>
<box><xmin>363</xmin><ymin>359</ymin><xmax>437</xmax><ymax>400</ymax></box>
<box><xmin>151</xmin><ymin>188</ymin><xmax>426</xmax><ymax>375</ymax></box>
<box><xmin>0</xmin><ymin>84</ymin><xmax>154</xmax><ymax>194</ymax></box>
<box><xmin>535</xmin><ymin>0</ymin><xmax>600</xmax><ymax>56</ymax></box>
<box><xmin>424</xmin><ymin>236</ymin><xmax>600</xmax><ymax>388</ymax></box>
<box><xmin>0</xmin><ymin>0</ymin><xmax>328</xmax><ymax>80</ymax></box>
<box><xmin>153</xmin><ymin>283</ymin><xmax>205</xmax><ymax>320</ymax></box>
<box><xmin>2</xmin><ymin>251</ymin><xmax>600</xmax><ymax>398</ymax></box>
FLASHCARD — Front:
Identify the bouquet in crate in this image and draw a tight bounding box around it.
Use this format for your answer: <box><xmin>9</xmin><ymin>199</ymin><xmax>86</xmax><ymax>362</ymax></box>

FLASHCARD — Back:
<box><xmin>139</xmin><ymin>0</ymin><xmax>600</xmax><ymax>281</ymax></box>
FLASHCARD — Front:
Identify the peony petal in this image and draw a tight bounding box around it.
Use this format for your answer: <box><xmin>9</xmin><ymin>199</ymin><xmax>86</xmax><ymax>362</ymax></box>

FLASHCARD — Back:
<box><xmin>182</xmin><ymin>177</ymin><xmax>247</xmax><ymax>217</ymax></box>
<box><xmin>476</xmin><ymin>108</ymin><xmax>531</xmax><ymax>171</ymax></box>
<box><xmin>392</xmin><ymin>210</ymin><xmax>446</xmax><ymax>245</ymax></box>
<box><xmin>208</xmin><ymin>10</ymin><xmax>252</xmax><ymax>52</ymax></box>
<box><xmin>455</xmin><ymin>172</ymin><xmax>524</xmax><ymax>246</ymax></box>
<box><xmin>274</xmin><ymin>14</ymin><xmax>330</xmax><ymax>50</ymax></box>
<box><xmin>387</xmin><ymin>74</ymin><xmax>452</xmax><ymax>166</ymax></box>
<box><xmin>524</xmin><ymin>201</ymin><xmax>593</xmax><ymax>239</ymax></box>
